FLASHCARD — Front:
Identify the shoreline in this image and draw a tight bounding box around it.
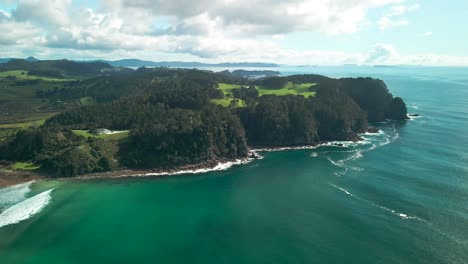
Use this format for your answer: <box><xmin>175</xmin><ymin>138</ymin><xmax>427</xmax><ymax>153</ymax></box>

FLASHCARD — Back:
<box><xmin>0</xmin><ymin>142</ymin><xmax>345</xmax><ymax>188</ymax></box>
<box><xmin>73</xmin><ymin>157</ymin><xmax>255</xmax><ymax>182</ymax></box>
<box><xmin>0</xmin><ymin>171</ymin><xmax>41</xmax><ymax>188</ymax></box>
<box><xmin>0</xmin><ymin>129</ymin><xmax>386</xmax><ymax>188</ymax></box>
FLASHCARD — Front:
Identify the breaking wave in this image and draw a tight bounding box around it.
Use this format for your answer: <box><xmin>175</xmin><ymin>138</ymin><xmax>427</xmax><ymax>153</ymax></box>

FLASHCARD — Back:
<box><xmin>0</xmin><ymin>181</ymin><xmax>35</xmax><ymax>211</ymax></box>
<box><xmin>0</xmin><ymin>189</ymin><xmax>54</xmax><ymax>228</ymax></box>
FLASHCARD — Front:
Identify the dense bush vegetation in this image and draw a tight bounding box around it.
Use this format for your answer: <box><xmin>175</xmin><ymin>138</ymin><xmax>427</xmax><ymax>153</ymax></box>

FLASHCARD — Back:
<box><xmin>120</xmin><ymin>106</ymin><xmax>247</xmax><ymax>168</ymax></box>
<box><xmin>0</xmin><ymin>127</ymin><xmax>118</xmax><ymax>177</ymax></box>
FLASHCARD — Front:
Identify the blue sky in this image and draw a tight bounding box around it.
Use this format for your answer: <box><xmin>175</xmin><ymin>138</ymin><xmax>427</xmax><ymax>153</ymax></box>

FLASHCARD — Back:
<box><xmin>0</xmin><ymin>0</ymin><xmax>467</xmax><ymax>65</ymax></box>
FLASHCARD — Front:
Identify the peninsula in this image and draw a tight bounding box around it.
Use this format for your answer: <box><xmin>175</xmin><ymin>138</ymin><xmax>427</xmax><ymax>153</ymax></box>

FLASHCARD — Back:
<box><xmin>0</xmin><ymin>59</ymin><xmax>408</xmax><ymax>179</ymax></box>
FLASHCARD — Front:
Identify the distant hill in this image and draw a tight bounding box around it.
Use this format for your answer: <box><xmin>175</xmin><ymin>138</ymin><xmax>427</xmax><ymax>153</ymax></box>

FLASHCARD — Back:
<box><xmin>373</xmin><ymin>65</ymin><xmax>397</xmax><ymax>68</ymax></box>
<box><xmin>0</xmin><ymin>58</ymin><xmax>15</xmax><ymax>64</ymax></box>
<box><xmin>219</xmin><ymin>69</ymin><xmax>280</xmax><ymax>78</ymax></box>
<box><xmin>97</xmin><ymin>59</ymin><xmax>279</xmax><ymax>68</ymax></box>
<box><xmin>0</xmin><ymin>56</ymin><xmax>39</xmax><ymax>63</ymax></box>
<box><xmin>26</xmin><ymin>56</ymin><xmax>39</xmax><ymax>62</ymax></box>
<box><xmin>0</xmin><ymin>57</ymin><xmax>279</xmax><ymax>68</ymax></box>
<box><xmin>0</xmin><ymin>59</ymin><xmax>132</xmax><ymax>78</ymax></box>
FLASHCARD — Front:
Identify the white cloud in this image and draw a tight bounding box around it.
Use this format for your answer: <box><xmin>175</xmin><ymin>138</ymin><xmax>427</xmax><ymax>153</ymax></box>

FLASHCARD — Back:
<box><xmin>377</xmin><ymin>2</ymin><xmax>418</xmax><ymax>30</ymax></box>
<box><xmin>272</xmin><ymin>34</ymin><xmax>286</xmax><ymax>41</ymax></box>
<box><xmin>378</xmin><ymin>16</ymin><xmax>408</xmax><ymax>30</ymax></box>
<box><xmin>422</xmin><ymin>31</ymin><xmax>433</xmax><ymax>37</ymax></box>
<box><xmin>0</xmin><ymin>9</ymin><xmax>25</xmax><ymax>45</ymax></box>
<box><xmin>0</xmin><ymin>9</ymin><xmax>12</xmax><ymax>21</ymax></box>
<box><xmin>0</xmin><ymin>20</ymin><xmax>43</xmax><ymax>45</ymax></box>
<box><xmin>388</xmin><ymin>3</ymin><xmax>420</xmax><ymax>16</ymax></box>
<box><xmin>0</xmin><ymin>0</ymin><xmax>406</xmax><ymax>57</ymax></box>
<box><xmin>365</xmin><ymin>44</ymin><xmax>400</xmax><ymax>64</ymax></box>
<box><xmin>361</xmin><ymin>43</ymin><xmax>468</xmax><ymax>66</ymax></box>
<box><xmin>13</xmin><ymin>0</ymin><xmax>72</xmax><ymax>27</ymax></box>
<box><xmin>1</xmin><ymin>0</ymin><xmax>468</xmax><ymax>66</ymax></box>
<box><xmin>113</xmin><ymin>0</ymin><xmax>405</xmax><ymax>36</ymax></box>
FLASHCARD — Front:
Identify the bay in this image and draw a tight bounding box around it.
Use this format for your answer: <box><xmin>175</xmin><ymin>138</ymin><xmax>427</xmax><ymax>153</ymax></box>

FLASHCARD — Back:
<box><xmin>1</xmin><ymin>66</ymin><xmax>467</xmax><ymax>263</ymax></box>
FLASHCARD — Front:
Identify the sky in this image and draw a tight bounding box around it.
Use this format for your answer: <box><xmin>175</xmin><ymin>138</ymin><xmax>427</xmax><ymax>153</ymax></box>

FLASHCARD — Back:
<box><xmin>0</xmin><ymin>0</ymin><xmax>467</xmax><ymax>65</ymax></box>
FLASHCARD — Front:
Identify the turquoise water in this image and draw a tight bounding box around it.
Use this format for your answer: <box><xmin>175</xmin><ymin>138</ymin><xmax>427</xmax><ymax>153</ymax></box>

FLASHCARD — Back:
<box><xmin>1</xmin><ymin>66</ymin><xmax>467</xmax><ymax>263</ymax></box>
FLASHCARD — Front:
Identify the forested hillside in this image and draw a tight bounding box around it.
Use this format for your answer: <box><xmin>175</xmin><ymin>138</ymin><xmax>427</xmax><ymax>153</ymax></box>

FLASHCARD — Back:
<box><xmin>0</xmin><ymin>65</ymin><xmax>408</xmax><ymax>177</ymax></box>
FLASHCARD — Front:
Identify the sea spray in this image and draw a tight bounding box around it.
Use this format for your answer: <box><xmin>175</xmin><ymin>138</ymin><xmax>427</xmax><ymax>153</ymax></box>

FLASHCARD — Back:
<box><xmin>0</xmin><ymin>189</ymin><xmax>54</xmax><ymax>228</ymax></box>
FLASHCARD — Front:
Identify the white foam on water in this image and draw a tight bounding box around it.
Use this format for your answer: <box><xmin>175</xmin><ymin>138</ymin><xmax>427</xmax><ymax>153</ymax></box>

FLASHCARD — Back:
<box><xmin>252</xmin><ymin>145</ymin><xmax>319</xmax><ymax>152</ymax></box>
<box><xmin>350</xmin><ymin>151</ymin><xmax>363</xmax><ymax>160</ymax></box>
<box><xmin>326</xmin><ymin>149</ymin><xmax>364</xmax><ymax>169</ymax></box>
<box><xmin>362</xmin><ymin>130</ymin><xmax>386</xmax><ymax>136</ymax></box>
<box><xmin>322</xmin><ymin>139</ymin><xmax>370</xmax><ymax>148</ymax></box>
<box><xmin>143</xmin><ymin>158</ymin><xmax>254</xmax><ymax>177</ymax></box>
<box><xmin>329</xmin><ymin>183</ymin><xmax>352</xmax><ymax>196</ymax></box>
<box><xmin>369</xmin><ymin>134</ymin><xmax>396</xmax><ymax>151</ymax></box>
<box><xmin>252</xmin><ymin>137</ymin><xmax>375</xmax><ymax>154</ymax></box>
<box><xmin>0</xmin><ymin>189</ymin><xmax>54</xmax><ymax>228</ymax></box>
<box><xmin>326</xmin><ymin>156</ymin><xmax>343</xmax><ymax>167</ymax></box>
<box><xmin>328</xmin><ymin>183</ymin><xmax>423</xmax><ymax>221</ymax></box>
<box><xmin>324</xmin><ymin>126</ymin><xmax>400</xmax><ymax>177</ymax></box>
<box><xmin>334</xmin><ymin>169</ymin><xmax>348</xmax><ymax>176</ymax></box>
<box><xmin>350</xmin><ymin>166</ymin><xmax>364</xmax><ymax>172</ymax></box>
<box><xmin>408</xmin><ymin>115</ymin><xmax>423</xmax><ymax>120</ymax></box>
<box><xmin>370</xmin><ymin>202</ymin><xmax>423</xmax><ymax>221</ymax></box>
<box><xmin>0</xmin><ymin>181</ymin><xmax>34</xmax><ymax>210</ymax></box>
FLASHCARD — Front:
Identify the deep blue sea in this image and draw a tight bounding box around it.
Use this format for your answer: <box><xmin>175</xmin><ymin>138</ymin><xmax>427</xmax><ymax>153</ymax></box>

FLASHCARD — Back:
<box><xmin>0</xmin><ymin>66</ymin><xmax>467</xmax><ymax>263</ymax></box>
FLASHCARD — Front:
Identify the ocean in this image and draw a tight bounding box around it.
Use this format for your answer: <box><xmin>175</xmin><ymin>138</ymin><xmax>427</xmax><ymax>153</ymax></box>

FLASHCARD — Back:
<box><xmin>0</xmin><ymin>66</ymin><xmax>467</xmax><ymax>263</ymax></box>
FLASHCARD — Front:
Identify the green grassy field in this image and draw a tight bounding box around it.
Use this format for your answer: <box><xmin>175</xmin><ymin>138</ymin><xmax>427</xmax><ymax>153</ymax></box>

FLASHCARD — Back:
<box><xmin>12</xmin><ymin>162</ymin><xmax>40</xmax><ymax>171</ymax></box>
<box><xmin>72</xmin><ymin>130</ymin><xmax>130</xmax><ymax>141</ymax></box>
<box><xmin>72</xmin><ymin>130</ymin><xmax>94</xmax><ymax>138</ymax></box>
<box><xmin>0</xmin><ymin>71</ymin><xmax>74</xmax><ymax>126</ymax></box>
<box><xmin>0</xmin><ymin>119</ymin><xmax>46</xmax><ymax>129</ymax></box>
<box><xmin>217</xmin><ymin>83</ymin><xmax>241</xmax><ymax>94</ymax></box>
<box><xmin>79</xmin><ymin>97</ymin><xmax>95</xmax><ymax>106</ymax></box>
<box><xmin>0</xmin><ymin>70</ymin><xmax>75</xmax><ymax>82</ymax></box>
<box><xmin>257</xmin><ymin>82</ymin><xmax>316</xmax><ymax>97</ymax></box>
<box><xmin>216</xmin><ymin>82</ymin><xmax>316</xmax><ymax>104</ymax></box>
<box><xmin>0</xmin><ymin>74</ymin><xmax>76</xmax><ymax>117</ymax></box>
<box><xmin>0</xmin><ymin>112</ymin><xmax>57</xmax><ymax>142</ymax></box>
<box><xmin>0</xmin><ymin>70</ymin><xmax>78</xmax><ymax>138</ymax></box>
<box><xmin>0</xmin><ymin>82</ymin><xmax>50</xmax><ymax>114</ymax></box>
<box><xmin>212</xmin><ymin>83</ymin><xmax>247</xmax><ymax>107</ymax></box>
<box><xmin>0</xmin><ymin>112</ymin><xmax>56</xmax><ymax>128</ymax></box>
<box><xmin>210</xmin><ymin>98</ymin><xmax>246</xmax><ymax>107</ymax></box>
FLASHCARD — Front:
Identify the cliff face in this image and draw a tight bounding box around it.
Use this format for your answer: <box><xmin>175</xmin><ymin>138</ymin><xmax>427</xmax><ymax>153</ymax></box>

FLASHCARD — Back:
<box><xmin>239</xmin><ymin>76</ymin><xmax>408</xmax><ymax>148</ymax></box>
<box><xmin>386</xmin><ymin>97</ymin><xmax>409</xmax><ymax>120</ymax></box>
